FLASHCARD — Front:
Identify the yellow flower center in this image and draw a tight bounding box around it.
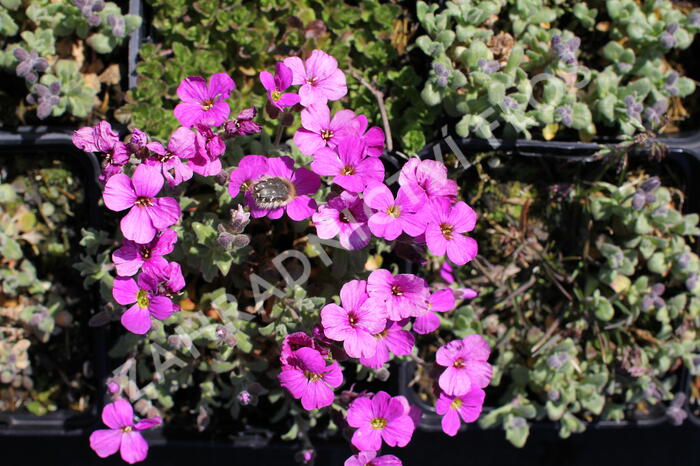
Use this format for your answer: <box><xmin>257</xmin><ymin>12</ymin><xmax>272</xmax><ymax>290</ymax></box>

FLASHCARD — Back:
<box><xmin>391</xmin><ymin>284</ymin><xmax>403</xmax><ymax>296</ymax></box>
<box><xmin>450</xmin><ymin>398</ymin><xmax>463</xmax><ymax>410</ymax></box>
<box><xmin>121</xmin><ymin>425</ymin><xmax>133</xmax><ymax>433</ymax></box>
<box><xmin>201</xmin><ymin>98</ymin><xmax>215</xmax><ymax>111</ymax></box>
<box><xmin>453</xmin><ymin>358</ymin><xmax>464</xmax><ymax>368</ymax></box>
<box><xmin>135</xmin><ymin>196</ymin><xmax>153</xmax><ymax>208</ymax></box>
<box><xmin>341</xmin><ymin>165</ymin><xmax>356</xmax><ymax>175</ymax></box>
<box><xmin>440</xmin><ymin>222</ymin><xmax>454</xmax><ymax>240</ymax></box>
<box><xmin>321</xmin><ymin>129</ymin><xmax>334</xmax><ymax>141</ymax></box>
<box><xmin>370</xmin><ymin>417</ymin><xmax>387</xmax><ymax>429</ymax></box>
<box><xmin>386</xmin><ymin>205</ymin><xmax>401</xmax><ymax>218</ymax></box>
<box><xmin>271</xmin><ymin>90</ymin><xmax>282</xmax><ymax>102</ymax></box>
<box><xmin>136</xmin><ymin>289</ymin><xmax>150</xmax><ymax>309</ymax></box>
<box><xmin>304</xmin><ymin>370</ymin><xmax>322</xmax><ymax>382</ymax></box>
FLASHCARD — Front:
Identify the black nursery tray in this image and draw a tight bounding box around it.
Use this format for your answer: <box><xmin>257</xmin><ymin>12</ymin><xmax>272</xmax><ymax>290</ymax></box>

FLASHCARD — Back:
<box><xmin>389</xmin><ymin>130</ymin><xmax>700</xmax><ymax>434</ymax></box>
<box><xmin>0</xmin><ymin>129</ymin><xmax>106</xmax><ymax>435</ymax></box>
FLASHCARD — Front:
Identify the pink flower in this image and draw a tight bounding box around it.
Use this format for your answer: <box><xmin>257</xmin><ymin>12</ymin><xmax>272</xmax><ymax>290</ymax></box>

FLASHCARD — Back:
<box><xmin>190</xmin><ymin>124</ymin><xmax>226</xmax><ymax>176</ymax></box>
<box><xmin>280</xmin><ymin>332</ymin><xmax>320</xmax><ymax>366</ymax></box>
<box><xmin>143</xmin><ymin>127</ymin><xmax>196</xmax><ymax>186</ymax></box>
<box><xmin>347</xmin><ymin>391</ymin><xmax>416</xmax><ymax>451</ymax></box>
<box><xmin>73</xmin><ymin>122</ymin><xmax>128</xmax><ymax>182</ymax></box>
<box><xmin>360</xmin><ymin>320</ymin><xmax>415</xmax><ymax>369</ymax></box>
<box><xmin>398</xmin><ymin>159</ymin><xmax>457</xmax><ymax>209</ymax></box>
<box><xmin>321</xmin><ymin>280</ymin><xmax>387</xmax><ymax>358</ymax></box>
<box><xmin>224</xmin><ymin>107</ymin><xmax>262</xmax><ymax>137</ymax></box>
<box><xmin>345</xmin><ymin>451</ymin><xmax>402</xmax><ymax>466</ymax></box>
<box><xmin>440</xmin><ymin>262</ymin><xmax>455</xmax><ymax>284</ymax></box>
<box><xmin>260</xmin><ymin>62</ymin><xmax>300</xmax><ymax>109</ymax></box>
<box><xmin>278</xmin><ymin>347</ymin><xmax>342</xmax><ymax>410</ymax></box>
<box><xmin>113</xmin><ymin>273</ymin><xmax>177</xmax><ymax>334</ymax></box>
<box><xmin>103</xmin><ymin>164</ymin><xmax>180</xmax><ymax>244</ymax></box>
<box><xmin>363</xmin><ymin>183</ymin><xmax>425</xmax><ymax>241</ymax></box>
<box><xmin>424</xmin><ymin>198</ymin><xmax>478</xmax><ymax>266</ymax></box>
<box><xmin>435</xmin><ymin>387</ymin><xmax>485</xmax><ymax>436</ymax></box>
<box><xmin>312</xmin><ymin>191</ymin><xmax>371</xmax><ymax>250</ymax></box>
<box><xmin>283</xmin><ymin>50</ymin><xmax>347</xmax><ymax>107</ymax></box>
<box><xmin>413</xmin><ymin>289</ymin><xmax>455</xmax><ymax>335</ymax></box>
<box><xmin>436</xmin><ymin>335</ymin><xmax>493</xmax><ymax>396</ymax></box>
<box><xmin>89</xmin><ymin>399</ymin><xmax>161</xmax><ymax>464</ymax></box>
<box><xmin>366</xmin><ymin>269</ymin><xmax>429</xmax><ymax>321</ymax></box>
<box><xmin>228</xmin><ymin>155</ymin><xmax>269</xmax><ymax>199</ymax></box>
<box><xmin>243</xmin><ymin>156</ymin><xmax>320</xmax><ymax>221</ymax></box>
<box><xmin>149</xmin><ymin>261</ymin><xmax>186</xmax><ymax>298</ymax></box>
<box><xmin>174</xmin><ymin>73</ymin><xmax>235</xmax><ymax>128</ymax></box>
<box><xmin>293</xmin><ymin>104</ymin><xmax>356</xmax><ymax>156</ymax></box>
<box><xmin>461</xmin><ymin>288</ymin><xmax>478</xmax><ymax>299</ymax></box>
<box><xmin>311</xmin><ymin>135</ymin><xmax>384</xmax><ymax>193</ymax></box>
<box><xmin>351</xmin><ymin>114</ymin><xmax>385</xmax><ymax>157</ymax></box>
<box><xmin>112</xmin><ymin>228</ymin><xmax>177</xmax><ymax>277</ymax></box>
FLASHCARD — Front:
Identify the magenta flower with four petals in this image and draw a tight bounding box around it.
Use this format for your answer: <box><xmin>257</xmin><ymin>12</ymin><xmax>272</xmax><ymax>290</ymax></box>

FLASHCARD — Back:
<box><xmin>344</xmin><ymin>451</ymin><xmax>402</xmax><ymax>466</ymax></box>
<box><xmin>174</xmin><ymin>73</ymin><xmax>235</xmax><ymax>128</ymax></box>
<box><xmin>73</xmin><ymin>121</ymin><xmax>129</xmax><ymax>182</ymax></box>
<box><xmin>359</xmin><ymin>320</ymin><xmax>415</xmax><ymax>369</ymax></box>
<box><xmin>112</xmin><ymin>273</ymin><xmax>177</xmax><ymax>334</ymax></box>
<box><xmin>365</xmin><ymin>269</ymin><xmax>429</xmax><ymax>321</ymax></box>
<box><xmin>311</xmin><ymin>135</ymin><xmax>385</xmax><ymax>193</ymax></box>
<box><xmin>278</xmin><ymin>347</ymin><xmax>342</xmax><ymax>410</ymax></box>
<box><xmin>103</xmin><ymin>164</ymin><xmax>180</xmax><ymax>244</ymax></box>
<box><xmin>293</xmin><ymin>104</ymin><xmax>356</xmax><ymax>156</ymax></box>
<box><xmin>398</xmin><ymin>158</ymin><xmax>458</xmax><ymax>209</ymax></box>
<box><xmin>89</xmin><ymin>399</ymin><xmax>161</xmax><ymax>464</ymax></box>
<box><xmin>436</xmin><ymin>335</ymin><xmax>493</xmax><ymax>396</ymax></box>
<box><xmin>260</xmin><ymin>62</ymin><xmax>300</xmax><ymax>109</ymax></box>
<box><xmin>283</xmin><ymin>50</ymin><xmax>347</xmax><ymax>107</ymax></box>
<box><xmin>321</xmin><ymin>280</ymin><xmax>387</xmax><ymax>358</ymax></box>
<box><xmin>363</xmin><ymin>183</ymin><xmax>425</xmax><ymax>241</ymax></box>
<box><xmin>143</xmin><ymin>126</ymin><xmax>196</xmax><ymax>186</ymax></box>
<box><xmin>347</xmin><ymin>391</ymin><xmax>416</xmax><ymax>451</ymax></box>
<box><xmin>112</xmin><ymin>228</ymin><xmax>177</xmax><ymax>277</ymax></box>
<box><xmin>228</xmin><ymin>154</ymin><xmax>269</xmax><ymax>200</ymax></box>
<box><xmin>424</xmin><ymin>198</ymin><xmax>478</xmax><ymax>266</ymax></box>
<box><xmin>312</xmin><ymin>191</ymin><xmax>371</xmax><ymax>251</ymax></box>
<box><xmin>435</xmin><ymin>387</ymin><xmax>486</xmax><ymax>436</ymax></box>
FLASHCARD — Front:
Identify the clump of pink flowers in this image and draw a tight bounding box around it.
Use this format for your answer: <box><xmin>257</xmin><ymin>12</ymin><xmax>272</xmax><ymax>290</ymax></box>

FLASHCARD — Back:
<box><xmin>74</xmin><ymin>48</ymin><xmax>490</xmax><ymax>464</ymax></box>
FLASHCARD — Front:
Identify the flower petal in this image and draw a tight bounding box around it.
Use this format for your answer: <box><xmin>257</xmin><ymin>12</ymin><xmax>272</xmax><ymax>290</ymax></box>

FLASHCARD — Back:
<box><xmin>113</xmin><ymin>277</ymin><xmax>139</xmax><ymax>305</ymax></box>
<box><xmin>121</xmin><ymin>304</ymin><xmax>152</xmax><ymax>335</ymax></box>
<box><xmin>89</xmin><ymin>429</ymin><xmax>122</xmax><ymax>458</ymax></box>
<box><xmin>103</xmin><ymin>174</ymin><xmax>136</xmax><ymax>212</ymax></box>
<box><xmin>102</xmin><ymin>399</ymin><xmax>134</xmax><ymax>429</ymax></box>
<box><xmin>120</xmin><ymin>431</ymin><xmax>149</xmax><ymax>464</ymax></box>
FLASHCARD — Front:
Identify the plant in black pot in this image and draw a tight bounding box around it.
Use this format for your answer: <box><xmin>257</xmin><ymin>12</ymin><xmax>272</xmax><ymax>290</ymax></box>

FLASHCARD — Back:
<box><xmin>0</xmin><ymin>0</ymin><xmax>141</xmax><ymax>125</ymax></box>
<box><xmin>0</xmin><ymin>147</ymin><xmax>103</xmax><ymax>431</ymax></box>
<box><xmin>399</xmin><ymin>148</ymin><xmax>700</xmax><ymax>447</ymax></box>
<box><xmin>72</xmin><ymin>48</ymin><xmax>495</xmax><ymax>464</ymax></box>
<box><xmin>415</xmin><ymin>0</ymin><xmax>699</xmax><ymax>141</ymax></box>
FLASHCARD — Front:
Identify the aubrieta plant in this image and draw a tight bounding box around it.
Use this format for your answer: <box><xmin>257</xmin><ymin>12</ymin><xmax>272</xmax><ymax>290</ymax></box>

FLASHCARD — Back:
<box><xmin>0</xmin><ymin>0</ymin><xmax>140</xmax><ymax>121</ymax></box>
<box><xmin>119</xmin><ymin>0</ymin><xmax>435</xmax><ymax>153</ymax></box>
<box><xmin>74</xmin><ymin>49</ymin><xmax>490</xmax><ymax>464</ymax></box>
<box><xmin>416</xmin><ymin>0</ymin><xmax>699</xmax><ymax>140</ymax></box>
<box><xmin>410</xmin><ymin>152</ymin><xmax>700</xmax><ymax>447</ymax></box>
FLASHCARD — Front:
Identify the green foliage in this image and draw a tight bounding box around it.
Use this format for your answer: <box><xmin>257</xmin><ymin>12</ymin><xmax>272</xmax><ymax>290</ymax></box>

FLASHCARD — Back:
<box><xmin>0</xmin><ymin>0</ymin><xmax>140</xmax><ymax>121</ymax></box>
<box><xmin>415</xmin><ymin>0</ymin><xmax>699</xmax><ymax>140</ymax></box>
<box><xmin>416</xmin><ymin>152</ymin><xmax>699</xmax><ymax>446</ymax></box>
<box><xmin>119</xmin><ymin>0</ymin><xmax>434</xmax><ymax>153</ymax></box>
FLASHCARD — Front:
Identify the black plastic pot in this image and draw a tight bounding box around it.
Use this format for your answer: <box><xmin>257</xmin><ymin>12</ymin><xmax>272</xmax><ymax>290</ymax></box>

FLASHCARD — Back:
<box><xmin>392</xmin><ymin>131</ymin><xmax>700</xmax><ymax>435</ymax></box>
<box><xmin>0</xmin><ymin>129</ymin><xmax>106</xmax><ymax>435</ymax></box>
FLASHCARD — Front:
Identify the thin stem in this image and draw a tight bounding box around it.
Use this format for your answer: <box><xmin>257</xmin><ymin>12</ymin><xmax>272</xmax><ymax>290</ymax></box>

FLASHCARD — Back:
<box><xmin>347</xmin><ymin>66</ymin><xmax>393</xmax><ymax>152</ymax></box>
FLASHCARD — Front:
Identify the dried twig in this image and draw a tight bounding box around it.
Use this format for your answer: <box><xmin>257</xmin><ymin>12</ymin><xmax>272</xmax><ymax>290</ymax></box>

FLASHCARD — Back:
<box><xmin>347</xmin><ymin>66</ymin><xmax>393</xmax><ymax>152</ymax></box>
